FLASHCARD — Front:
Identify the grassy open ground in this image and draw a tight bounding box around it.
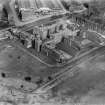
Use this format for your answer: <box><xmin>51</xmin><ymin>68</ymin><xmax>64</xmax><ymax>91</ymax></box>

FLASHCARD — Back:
<box><xmin>50</xmin><ymin>54</ymin><xmax>105</xmax><ymax>104</ymax></box>
<box><xmin>0</xmin><ymin>41</ymin><xmax>105</xmax><ymax>104</ymax></box>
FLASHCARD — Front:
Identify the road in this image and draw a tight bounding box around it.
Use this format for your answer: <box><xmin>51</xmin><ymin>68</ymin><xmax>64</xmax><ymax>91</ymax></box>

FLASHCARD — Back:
<box><xmin>36</xmin><ymin>46</ymin><xmax>105</xmax><ymax>93</ymax></box>
<box><xmin>1</xmin><ymin>13</ymin><xmax>105</xmax><ymax>94</ymax></box>
<box><xmin>4</xmin><ymin>39</ymin><xmax>105</xmax><ymax>93</ymax></box>
<box><xmin>19</xmin><ymin>13</ymin><xmax>66</xmax><ymax>31</ymax></box>
<box><xmin>0</xmin><ymin>39</ymin><xmax>104</xmax><ymax>94</ymax></box>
